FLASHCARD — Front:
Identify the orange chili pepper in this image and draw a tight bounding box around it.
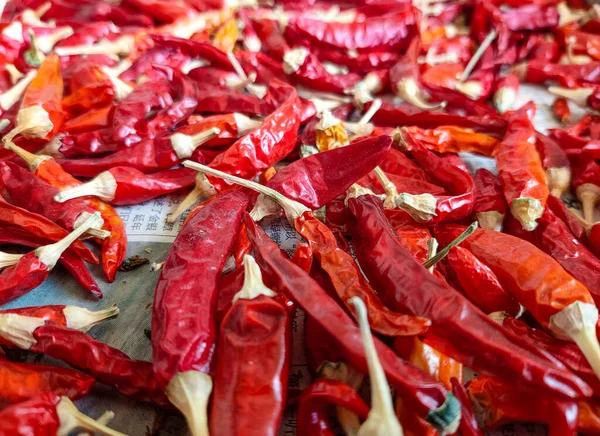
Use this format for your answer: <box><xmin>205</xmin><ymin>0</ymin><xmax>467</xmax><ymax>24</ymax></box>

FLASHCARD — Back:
<box><xmin>401</xmin><ymin>125</ymin><xmax>500</xmax><ymax>156</ymax></box>
<box><xmin>61</xmin><ymin>106</ymin><xmax>114</xmax><ymax>134</ymax></box>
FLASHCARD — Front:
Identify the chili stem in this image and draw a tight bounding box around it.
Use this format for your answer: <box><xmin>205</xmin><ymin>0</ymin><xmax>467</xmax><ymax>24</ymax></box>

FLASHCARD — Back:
<box><xmin>151</xmin><ymin>261</ymin><xmax>165</xmax><ymax>272</ymax></box>
<box><xmin>396</xmin><ymin>77</ymin><xmax>444</xmax><ymax>110</ymax></box>
<box><xmin>459</xmin><ymin>29</ymin><xmax>497</xmax><ymax>83</ymax></box>
<box><xmin>476</xmin><ymin>211</ymin><xmax>504</xmax><ymax>232</ymax></box>
<box><xmin>0</xmin><ymin>69</ymin><xmax>37</xmax><ymax>111</ymax></box>
<box><xmin>166</xmin><ymin>371</ymin><xmax>212</xmax><ymax>436</ymax></box>
<box><xmin>0</xmin><ymin>313</ymin><xmax>45</xmax><ymax>349</ymax></box>
<box><xmin>349</xmin><ymin>297</ymin><xmax>403</xmax><ymax>436</ymax></box>
<box><xmin>426</xmin><ymin>238</ymin><xmax>439</xmax><ymax>273</ymax></box>
<box><xmin>56</xmin><ymin>396</ymin><xmax>126</xmax><ymax>436</ymax></box>
<box><xmin>548</xmin><ymin>86</ymin><xmax>594</xmax><ymax>107</ymax></box>
<box><xmin>54</xmin><ymin>35</ymin><xmax>135</xmax><ymax>57</ymax></box>
<box><xmin>233</xmin><ymin>255</ymin><xmax>276</xmax><ymax>302</ymax></box>
<box><xmin>170</xmin><ymin>127</ymin><xmax>220</xmax><ymax>159</ymax></box>
<box><xmin>75</xmin><ymin>410</ymin><xmax>115</xmax><ymax>436</ymax></box>
<box><xmin>358</xmin><ymin>98</ymin><xmax>383</xmax><ymax>124</ymax></box>
<box><xmin>25</xmin><ymin>29</ymin><xmax>45</xmax><ymax>66</ymax></box>
<box><xmin>423</xmin><ymin>222</ymin><xmax>478</xmax><ymax>269</ymax></box>
<box><xmin>4</xmin><ymin>104</ymin><xmax>54</xmax><ymax>142</ymax></box>
<box><xmin>63</xmin><ymin>305</ymin><xmax>120</xmax><ymax>332</ymax></box>
<box><xmin>182</xmin><ymin>160</ymin><xmax>310</xmax><ymax>222</ymax></box>
<box><xmin>575</xmin><ymin>183</ymin><xmax>600</xmax><ymax>223</ymax></box>
<box><xmin>55</xmin><ymin>172</ymin><xmax>118</xmax><ymax>203</ymax></box>
<box><xmin>37</xmin><ymin>26</ymin><xmax>74</xmax><ymax>53</ymax></box>
<box><xmin>3</xmin><ymin>139</ymin><xmax>49</xmax><ymax>171</ymax></box>
<box><xmin>0</xmin><ymin>252</ymin><xmax>24</xmax><ymax>269</ymax></box>
<box><xmin>226</xmin><ymin>51</ymin><xmax>249</xmax><ymax>82</ymax></box>
<box><xmin>166</xmin><ymin>173</ymin><xmax>217</xmax><ymax>224</ymax></box>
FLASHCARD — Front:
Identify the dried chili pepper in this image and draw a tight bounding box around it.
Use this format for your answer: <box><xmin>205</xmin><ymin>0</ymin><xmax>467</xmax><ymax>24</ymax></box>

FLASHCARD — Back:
<box><xmin>553</xmin><ymin>97</ymin><xmax>572</xmax><ymax>124</ymax></box>
<box><xmin>535</xmin><ymin>132</ymin><xmax>571</xmax><ymax>199</ymax></box>
<box><xmin>345</xmin><ymin>192</ymin><xmax>592</xmax><ymax>399</ymax></box>
<box><xmin>567</xmin><ymin>152</ymin><xmax>600</xmax><ymax>224</ymax></box>
<box><xmin>436</xmin><ymin>224</ymin><xmax>600</xmax><ymax>381</ymax></box>
<box><xmin>0</xmin><ymin>212</ymin><xmax>102</xmax><ymax>305</ymax></box>
<box><xmin>2</xmin><ymin>54</ymin><xmax>63</xmax><ymax>142</ymax></box>
<box><xmin>0</xmin><ymin>393</ymin><xmax>125</xmax><ymax>436</ymax></box>
<box><xmin>472</xmin><ymin>169</ymin><xmax>506</xmax><ymax>231</ymax></box>
<box><xmin>209</xmin><ymin>255</ymin><xmax>290</xmax><ymax>436</ymax></box>
<box><xmin>0</xmin><ymin>359</ymin><xmax>94</xmax><ymax>406</ymax></box>
<box><xmin>243</xmin><ymin>216</ymin><xmax>461</xmax><ymax>434</ymax></box>
<box><xmin>493</xmin><ymin>74</ymin><xmax>519</xmax><ymax>113</ymax></box>
<box><xmin>450</xmin><ymin>377</ymin><xmax>483</xmax><ymax>436</ymax></box>
<box><xmin>513</xmin><ymin>60</ymin><xmax>600</xmax><ymax>88</ymax></box>
<box><xmin>399</xmin><ymin>125</ymin><xmax>500</xmax><ymax>156</ymax></box>
<box><xmin>60</xmin><ymin>105</ymin><xmax>114</xmax><ymax>135</ymax></box>
<box><xmin>496</xmin><ymin>105</ymin><xmax>548</xmax><ymax>231</ymax></box>
<box><xmin>153</xmin><ymin>190</ymin><xmax>250</xmax><ymax>435</ymax></box>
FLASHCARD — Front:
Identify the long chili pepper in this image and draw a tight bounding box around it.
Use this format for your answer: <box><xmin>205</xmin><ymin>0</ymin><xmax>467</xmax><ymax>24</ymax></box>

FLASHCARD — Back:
<box><xmin>450</xmin><ymin>377</ymin><xmax>483</xmax><ymax>436</ymax></box>
<box><xmin>495</xmin><ymin>105</ymin><xmax>549</xmax><ymax>231</ymax></box>
<box><xmin>445</xmin><ymin>246</ymin><xmax>520</xmax><ymax>316</ymax></box>
<box><xmin>0</xmin><ymin>212</ymin><xmax>102</xmax><ymax>305</ymax></box>
<box><xmin>505</xmin><ymin>207</ymin><xmax>600</xmax><ymax>306</ymax></box>
<box><xmin>0</xmin><ymin>161</ymin><xmax>109</xmax><ymax>239</ymax></box>
<box><xmin>436</xmin><ymin>224</ymin><xmax>600</xmax><ymax>381</ymax></box>
<box><xmin>54</xmin><ymin>167</ymin><xmax>197</xmax><ymax>206</ymax></box>
<box><xmin>491</xmin><ymin>313</ymin><xmax>600</xmax><ymax>396</ymax></box>
<box><xmin>513</xmin><ymin>59</ymin><xmax>600</xmax><ymax>88</ymax></box>
<box><xmin>345</xmin><ymin>192</ymin><xmax>592</xmax><ymax>399</ymax></box>
<box><xmin>182</xmin><ymin>161</ymin><xmax>431</xmax><ymax>337</ymax></box>
<box><xmin>467</xmin><ymin>376</ymin><xmax>600</xmax><ymax>434</ymax></box>
<box><xmin>243</xmin><ymin>215</ymin><xmax>461</xmax><ymax>434</ymax></box>
<box><xmin>152</xmin><ymin>190</ymin><xmax>250</xmax><ymax>436</ymax></box>
<box><xmin>0</xmin><ymin>317</ymin><xmax>169</xmax><ymax>407</ymax></box>
<box><xmin>2</xmin><ymin>54</ymin><xmax>62</xmax><ymax>143</ymax></box>
<box><xmin>0</xmin><ymin>195</ymin><xmax>97</xmax><ymax>264</ymax></box>
<box><xmin>399</xmin><ymin>125</ymin><xmax>500</xmax><ymax>156</ymax></box>
<box><xmin>0</xmin><ymin>227</ymin><xmax>101</xmax><ymax>295</ymax></box>
<box><xmin>0</xmin><ymin>359</ymin><xmax>94</xmax><ymax>406</ymax></box>
<box><xmin>0</xmin><ymin>393</ymin><xmax>126</xmax><ymax>436</ymax></box>
<box><xmin>472</xmin><ymin>169</ymin><xmax>506</xmax><ymax>231</ymax></box>
<box><xmin>535</xmin><ymin>132</ymin><xmax>572</xmax><ymax>199</ymax></box>
<box><xmin>209</xmin><ymin>255</ymin><xmax>290</xmax><ymax>436</ymax></box>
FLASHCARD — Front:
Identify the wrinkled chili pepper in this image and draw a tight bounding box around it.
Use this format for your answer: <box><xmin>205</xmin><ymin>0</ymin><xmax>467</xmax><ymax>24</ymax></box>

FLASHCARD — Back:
<box><xmin>553</xmin><ymin>97</ymin><xmax>571</xmax><ymax>124</ymax></box>
<box><xmin>60</xmin><ymin>105</ymin><xmax>114</xmax><ymax>135</ymax></box>
<box><xmin>514</xmin><ymin>59</ymin><xmax>600</xmax><ymax>88</ymax></box>
<box><xmin>0</xmin><ymin>359</ymin><xmax>94</xmax><ymax>406</ymax></box>
<box><xmin>152</xmin><ymin>190</ymin><xmax>250</xmax><ymax>434</ymax></box>
<box><xmin>535</xmin><ymin>132</ymin><xmax>571</xmax><ymax>199</ymax></box>
<box><xmin>244</xmin><ymin>215</ymin><xmax>461</xmax><ymax>434</ymax></box>
<box><xmin>209</xmin><ymin>255</ymin><xmax>290</xmax><ymax>436</ymax></box>
<box><xmin>450</xmin><ymin>377</ymin><xmax>483</xmax><ymax>436</ymax></box>
<box><xmin>346</xmin><ymin>192</ymin><xmax>592</xmax><ymax>399</ymax></box>
<box><xmin>472</xmin><ymin>168</ymin><xmax>506</xmax><ymax>231</ymax></box>
<box><xmin>400</xmin><ymin>125</ymin><xmax>500</xmax><ymax>156</ymax></box>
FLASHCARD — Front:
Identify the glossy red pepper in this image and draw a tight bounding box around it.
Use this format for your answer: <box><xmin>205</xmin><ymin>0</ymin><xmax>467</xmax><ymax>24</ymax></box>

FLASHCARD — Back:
<box><xmin>535</xmin><ymin>132</ymin><xmax>571</xmax><ymax>199</ymax></box>
<box><xmin>346</xmin><ymin>193</ymin><xmax>591</xmax><ymax>399</ymax></box>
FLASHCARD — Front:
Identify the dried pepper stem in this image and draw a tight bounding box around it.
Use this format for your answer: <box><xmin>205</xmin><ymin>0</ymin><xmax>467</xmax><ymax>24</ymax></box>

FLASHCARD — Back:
<box><xmin>549</xmin><ymin>301</ymin><xmax>600</xmax><ymax>381</ymax></box>
<box><xmin>350</xmin><ymin>297</ymin><xmax>403</xmax><ymax>436</ymax></box>
<box><xmin>423</xmin><ymin>222</ymin><xmax>478</xmax><ymax>269</ymax></box>
<box><xmin>0</xmin><ymin>70</ymin><xmax>36</xmax><ymax>111</ymax></box>
<box><xmin>549</xmin><ymin>86</ymin><xmax>595</xmax><ymax>108</ymax></box>
<box><xmin>576</xmin><ymin>183</ymin><xmax>600</xmax><ymax>223</ymax></box>
<box><xmin>166</xmin><ymin>371</ymin><xmax>212</xmax><ymax>436</ymax></box>
<box><xmin>233</xmin><ymin>255</ymin><xmax>276</xmax><ymax>302</ymax></box>
<box><xmin>54</xmin><ymin>35</ymin><xmax>136</xmax><ymax>57</ymax></box>
<box><xmin>3</xmin><ymin>139</ymin><xmax>49</xmax><ymax>171</ymax></box>
<box><xmin>62</xmin><ymin>305</ymin><xmax>120</xmax><ymax>332</ymax></box>
<box><xmin>426</xmin><ymin>238</ymin><xmax>439</xmax><ymax>274</ymax></box>
<box><xmin>459</xmin><ymin>29</ymin><xmax>497</xmax><ymax>83</ymax></box>
<box><xmin>0</xmin><ymin>252</ymin><xmax>24</xmax><ymax>269</ymax></box>
<box><xmin>56</xmin><ymin>396</ymin><xmax>126</xmax><ymax>436</ymax></box>
<box><xmin>54</xmin><ymin>172</ymin><xmax>118</xmax><ymax>203</ymax></box>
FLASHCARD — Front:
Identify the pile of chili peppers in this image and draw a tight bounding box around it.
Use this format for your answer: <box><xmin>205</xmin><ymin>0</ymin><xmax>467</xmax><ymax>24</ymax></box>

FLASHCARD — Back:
<box><xmin>4</xmin><ymin>0</ymin><xmax>600</xmax><ymax>434</ymax></box>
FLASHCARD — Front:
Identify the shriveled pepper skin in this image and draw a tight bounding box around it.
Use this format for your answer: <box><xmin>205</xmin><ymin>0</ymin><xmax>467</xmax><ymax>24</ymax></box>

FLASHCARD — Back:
<box><xmin>0</xmin><ymin>392</ymin><xmax>62</xmax><ymax>436</ymax></box>
<box><xmin>0</xmin><ymin>253</ymin><xmax>50</xmax><ymax>305</ymax></box>
<box><xmin>153</xmin><ymin>191</ymin><xmax>250</xmax><ymax>388</ymax></box>
<box><xmin>210</xmin><ymin>295</ymin><xmax>290</xmax><ymax>436</ymax></box>
<box><xmin>473</xmin><ymin>169</ymin><xmax>506</xmax><ymax>218</ymax></box>
<box><xmin>347</xmin><ymin>194</ymin><xmax>592</xmax><ymax>399</ymax></box>
<box><xmin>0</xmin><ymin>360</ymin><xmax>94</xmax><ymax>407</ymax></box>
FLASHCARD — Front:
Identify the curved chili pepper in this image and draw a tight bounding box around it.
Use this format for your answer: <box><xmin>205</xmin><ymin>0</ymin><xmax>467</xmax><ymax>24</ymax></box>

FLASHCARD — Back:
<box><xmin>0</xmin><ymin>227</ymin><xmax>101</xmax><ymax>296</ymax></box>
<box><xmin>244</xmin><ymin>216</ymin><xmax>461</xmax><ymax>434</ymax></box>
<box><xmin>496</xmin><ymin>105</ymin><xmax>548</xmax><ymax>231</ymax></box>
<box><xmin>209</xmin><ymin>256</ymin><xmax>290</xmax><ymax>436</ymax></box>
<box><xmin>0</xmin><ymin>195</ymin><xmax>97</xmax><ymax>264</ymax></box>
<box><xmin>472</xmin><ymin>169</ymin><xmax>506</xmax><ymax>231</ymax></box>
<box><xmin>150</xmin><ymin>34</ymin><xmax>234</xmax><ymax>71</ymax></box>
<box><xmin>445</xmin><ymin>246</ymin><xmax>520</xmax><ymax>315</ymax></box>
<box><xmin>379</xmin><ymin>147</ymin><xmax>429</xmax><ymax>181</ymax></box>
<box><xmin>0</xmin><ymin>360</ymin><xmax>94</xmax><ymax>406</ymax></box>
<box><xmin>61</xmin><ymin>105</ymin><xmax>114</xmax><ymax>135</ymax></box>
<box><xmin>346</xmin><ymin>193</ymin><xmax>592</xmax><ymax>399</ymax></box>
<box><xmin>153</xmin><ymin>191</ymin><xmax>250</xmax><ymax>433</ymax></box>
<box><xmin>401</xmin><ymin>125</ymin><xmax>500</xmax><ymax>156</ymax></box>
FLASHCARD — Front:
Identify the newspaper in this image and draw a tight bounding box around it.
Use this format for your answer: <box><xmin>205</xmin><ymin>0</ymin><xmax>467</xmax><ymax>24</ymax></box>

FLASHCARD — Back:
<box><xmin>1</xmin><ymin>85</ymin><xmax>582</xmax><ymax>435</ymax></box>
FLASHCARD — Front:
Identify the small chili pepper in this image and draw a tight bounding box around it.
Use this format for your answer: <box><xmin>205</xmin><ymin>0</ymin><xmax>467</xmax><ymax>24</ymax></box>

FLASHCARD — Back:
<box><xmin>535</xmin><ymin>132</ymin><xmax>571</xmax><ymax>199</ymax></box>
<box><xmin>400</xmin><ymin>125</ymin><xmax>500</xmax><ymax>156</ymax></box>
<box><xmin>153</xmin><ymin>190</ymin><xmax>250</xmax><ymax>434</ymax></box>
<box><xmin>493</xmin><ymin>74</ymin><xmax>519</xmax><ymax>113</ymax></box>
<box><xmin>553</xmin><ymin>97</ymin><xmax>572</xmax><ymax>125</ymax></box>
<box><xmin>492</xmin><ymin>313</ymin><xmax>600</xmax><ymax>396</ymax></box>
<box><xmin>467</xmin><ymin>376</ymin><xmax>600</xmax><ymax>433</ymax></box>
<box><xmin>495</xmin><ymin>104</ymin><xmax>548</xmax><ymax>231</ymax></box>
<box><xmin>472</xmin><ymin>169</ymin><xmax>507</xmax><ymax>231</ymax></box>
<box><xmin>445</xmin><ymin>246</ymin><xmax>520</xmax><ymax>315</ymax></box>
<box><xmin>0</xmin><ymin>161</ymin><xmax>109</xmax><ymax>239</ymax></box>
<box><xmin>345</xmin><ymin>192</ymin><xmax>592</xmax><ymax>400</ymax></box>
<box><xmin>54</xmin><ymin>167</ymin><xmax>197</xmax><ymax>206</ymax></box>
<box><xmin>2</xmin><ymin>54</ymin><xmax>63</xmax><ymax>143</ymax></box>
<box><xmin>436</xmin><ymin>224</ymin><xmax>600</xmax><ymax>382</ymax></box>
<box><xmin>209</xmin><ymin>255</ymin><xmax>290</xmax><ymax>436</ymax></box>
<box><xmin>0</xmin><ymin>316</ymin><xmax>169</xmax><ymax>407</ymax></box>
<box><xmin>0</xmin><ymin>195</ymin><xmax>97</xmax><ymax>264</ymax></box>
<box><xmin>244</xmin><ymin>216</ymin><xmax>461</xmax><ymax>434</ymax></box>
<box><xmin>0</xmin><ymin>393</ymin><xmax>126</xmax><ymax>436</ymax></box>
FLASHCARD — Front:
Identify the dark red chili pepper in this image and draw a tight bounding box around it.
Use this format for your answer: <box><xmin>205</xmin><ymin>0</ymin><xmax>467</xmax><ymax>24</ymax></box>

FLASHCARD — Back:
<box><xmin>150</xmin><ymin>34</ymin><xmax>234</xmax><ymax>70</ymax></box>
<box><xmin>472</xmin><ymin>169</ymin><xmax>506</xmax><ymax>231</ymax></box>
<box><xmin>346</xmin><ymin>192</ymin><xmax>592</xmax><ymax>399</ymax></box>
<box><xmin>120</xmin><ymin>47</ymin><xmax>190</xmax><ymax>82</ymax></box>
<box><xmin>0</xmin><ymin>359</ymin><xmax>94</xmax><ymax>407</ymax></box>
<box><xmin>535</xmin><ymin>132</ymin><xmax>571</xmax><ymax>199</ymax></box>
<box><xmin>209</xmin><ymin>255</ymin><xmax>290</xmax><ymax>436</ymax></box>
<box><xmin>253</xmin><ymin>18</ymin><xmax>289</xmax><ymax>59</ymax></box>
<box><xmin>502</xmin><ymin>4</ymin><xmax>558</xmax><ymax>31</ymax></box>
<box><xmin>514</xmin><ymin>59</ymin><xmax>600</xmax><ymax>88</ymax></box>
<box><xmin>244</xmin><ymin>216</ymin><xmax>461</xmax><ymax>434</ymax></box>
<box><xmin>153</xmin><ymin>191</ymin><xmax>250</xmax><ymax>433</ymax></box>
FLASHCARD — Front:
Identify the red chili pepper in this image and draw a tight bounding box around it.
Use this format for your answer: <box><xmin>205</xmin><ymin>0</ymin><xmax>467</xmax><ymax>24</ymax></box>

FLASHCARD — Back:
<box><xmin>150</xmin><ymin>34</ymin><xmax>234</xmax><ymax>71</ymax></box>
<box><xmin>545</xmin><ymin>195</ymin><xmax>587</xmax><ymax>242</ymax></box>
<box><xmin>0</xmin><ymin>213</ymin><xmax>101</xmax><ymax>304</ymax></box>
<box><xmin>120</xmin><ymin>48</ymin><xmax>190</xmax><ymax>83</ymax></box>
<box><xmin>187</xmin><ymin>66</ymin><xmax>247</xmax><ymax>90</ymax></box>
<box><xmin>379</xmin><ymin>147</ymin><xmax>430</xmax><ymax>181</ymax></box>
<box><xmin>535</xmin><ymin>132</ymin><xmax>571</xmax><ymax>199</ymax></box>
<box><xmin>553</xmin><ymin>97</ymin><xmax>572</xmax><ymax>124</ymax></box>
<box><xmin>152</xmin><ymin>190</ymin><xmax>250</xmax><ymax>433</ymax></box>
<box><xmin>0</xmin><ymin>359</ymin><xmax>94</xmax><ymax>406</ymax></box>
<box><xmin>0</xmin><ymin>227</ymin><xmax>101</xmax><ymax>295</ymax></box>
<box><xmin>346</xmin><ymin>192</ymin><xmax>592</xmax><ymax>399</ymax></box>
<box><xmin>312</xmin><ymin>46</ymin><xmax>399</xmax><ymax>74</ymax></box>
<box><xmin>216</xmin><ymin>266</ymin><xmax>244</xmax><ymax>324</ymax></box>
<box><xmin>209</xmin><ymin>255</ymin><xmax>290</xmax><ymax>436</ymax></box>
<box><xmin>514</xmin><ymin>59</ymin><xmax>600</xmax><ymax>88</ymax></box>
<box><xmin>0</xmin><ymin>195</ymin><xmax>97</xmax><ymax>264</ymax></box>
<box><xmin>0</xmin><ymin>392</ymin><xmax>126</xmax><ymax>436</ymax></box>
<box><xmin>502</xmin><ymin>4</ymin><xmax>559</xmax><ymax>31</ymax></box>
<box><xmin>473</xmin><ymin>169</ymin><xmax>507</xmax><ymax>231</ymax></box>
<box><xmin>400</xmin><ymin>125</ymin><xmax>500</xmax><ymax>156</ymax></box>
<box><xmin>252</xmin><ymin>18</ymin><xmax>289</xmax><ymax>59</ymax></box>
<box><xmin>61</xmin><ymin>105</ymin><xmax>114</xmax><ymax>134</ymax></box>
<box><xmin>244</xmin><ymin>216</ymin><xmax>461</xmax><ymax>434</ymax></box>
